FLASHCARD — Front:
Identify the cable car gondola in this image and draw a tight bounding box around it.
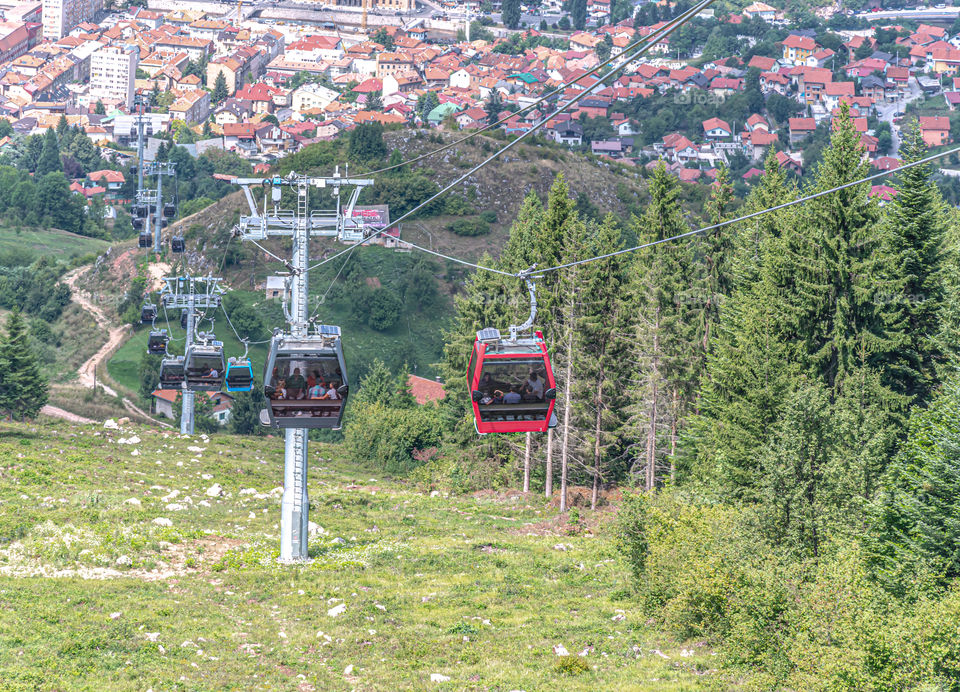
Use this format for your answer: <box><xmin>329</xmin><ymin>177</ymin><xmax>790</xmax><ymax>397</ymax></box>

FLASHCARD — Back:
<box><xmin>132</xmin><ymin>216</ymin><xmax>144</xmax><ymax>230</ymax></box>
<box><xmin>131</xmin><ymin>203</ymin><xmax>148</xmax><ymax>218</ymax></box>
<box><xmin>140</xmin><ymin>303</ymin><xmax>157</xmax><ymax>324</ymax></box>
<box><xmin>163</xmin><ymin>202</ymin><xmax>176</xmax><ymax>219</ymax></box>
<box><xmin>147</xmin><ymin>329</ymin><xmax>168</xmax><ymax>354</ymax></box>
<box><xmin>159</xmin><ymin>356</ymin><xmax>185</xmax><ymax>389</ymax></box>
<box><xmin>171</xmin><ymin>235</ymin><xmax>185</xmax><ymax>253</ymax></box>
<box><xmin>467</xmin><ymin>278</ymin><xmax>557</xmax><ymax>434</ymax></box>
<box><xmin>225</xmin><ymin>356</ymin><xmax>254</xmax><ymax>392</ymax></box>
<box><xmin>138</xmin><ymin>231</ymin><xmax>151</xmax><ymax>247</ymax></box>
<box><xmin>261</xmin><ymin>327</ymin><xmax>348</xmax><ymax>430</ymax></box>
<box><xmin>184</xmin><ymin>342</ymin><xmax>225</xmax><ymax>391</ymax></box>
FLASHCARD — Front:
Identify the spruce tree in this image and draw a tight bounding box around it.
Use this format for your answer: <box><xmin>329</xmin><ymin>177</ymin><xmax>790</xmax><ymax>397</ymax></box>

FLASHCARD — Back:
<box><xmin>36</xmin><ymin>128</ymin><xmax>61</xmax><ymax>176</ymax></box>
<box><xmin>880</xmin><ymin>120</ymin><xmax>948</xmax><ymax>404</ymax></box>
<box><xmin>212</xmin><ymin>71</ymin><xmax>229</xmax><ymax>103</ymax></box>
<box><xmin>0</xmin><ymin>312</ymin><xmax>47</xmax><ymax>421</ymax></box>
<box><xmin>229</xmin><ymin>389</ymin><xmax>265</xmax><ymax>435</ymax></box>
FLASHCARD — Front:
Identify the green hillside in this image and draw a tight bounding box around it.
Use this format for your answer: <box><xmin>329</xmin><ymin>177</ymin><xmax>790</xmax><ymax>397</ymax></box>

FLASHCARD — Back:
<box><xmin>0</xmin><ymin>421</ymin><xmax>711</xmax><ymax>689</ymax></box>
<box><xmin>0</xmin><ymin>226</ymin><xmax>108</xmax><ymax>264</ymax></box>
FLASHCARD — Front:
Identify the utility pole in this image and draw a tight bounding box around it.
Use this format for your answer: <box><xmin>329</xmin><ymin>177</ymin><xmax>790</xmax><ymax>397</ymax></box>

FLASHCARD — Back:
<box><xmin>231</xmin><ymin>170</ymin><xmax>374</xmax><ymax>563</ymax></box>
<box><xmin>160</xmin><ymin>275</ymin><xmax>224</xmax><ymax>436</ymax></box>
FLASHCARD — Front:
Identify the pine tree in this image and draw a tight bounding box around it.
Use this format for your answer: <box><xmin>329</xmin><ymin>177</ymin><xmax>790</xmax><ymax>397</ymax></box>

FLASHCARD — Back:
<box><xmin>880</xmin><ymin>120</ymin><xmax>948</xmax><ymax>405</ymax></box>
<box><xmin>36</xmin><ymin>128</ymin><xmax>61</xmax><ymax>176</ymax></box>
<box><xmin>0</xmin><ymin>312</ymin><xmax>47</xmax><ymax>421</ymax></box>
<box><xmin>229</xmin><ymin>389</ymin><xmax>265</xmax><ymax>435</ymax></box>
<box><xmin>366</xmin><ymin>90</ymin><xmax>383</xmax><ymax>112</ymax></box>
<box><xmin>571</xmin><ymin>0</ymin><xmax>587</xmax><ymax>29</ymax></box>
<box><xmin>502</xmin><ymin>0</ymin><xmax>521</xmax><ymax>29</ymax></box>
<box><xmin>486</xmin><ymin>89</ymin><xmax>504</xmax><ymax>126</ymax></box>
<box><xmin>94</xmin><ymin>100</ymin><xmax>106</xmax><ymax>115</ymax></box>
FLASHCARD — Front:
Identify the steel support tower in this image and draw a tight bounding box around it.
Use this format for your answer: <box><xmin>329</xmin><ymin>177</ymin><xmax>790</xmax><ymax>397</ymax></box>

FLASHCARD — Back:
<box><xmin>231</xmin><ymin>170</ymin><xmax>374</xmax><ymax>563</ymax></box>
<box><xmin>142</xmin><ymin>162</ymin><xmax>176</xmax><ymax>255</ymax></box>
<box><xmin>160</xmin><ymin>276</ymin><xmax>224</xmax><ymax>435</ymax></box>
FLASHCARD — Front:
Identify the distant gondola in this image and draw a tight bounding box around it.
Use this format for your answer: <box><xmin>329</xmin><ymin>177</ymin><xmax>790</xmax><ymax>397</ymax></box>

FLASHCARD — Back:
<box><xmin>171</xmin><ymin>235</ymin><xmax>185</xmax><ymax>253</ymax></box>
<box><xmin>163</xmin><ymin>202</ymin><xmax>176</xmax><ymax>219</ymax></box>
<box><xmin>147</xmin><ymin>329</ymin><xmax>168</xmax><ymax>354</ymax></box>
<box><xmin>140</xmin><ymin>303</ymin><xmax>157</xmax><ymax>324</ymax></box>
<box><xmin>184</xmin><ymin>342</ymin><xmax>225</xmax><ymax>391</ymax></box>
<box><xmin>159</xmin><ymin>356</ymin><xmax>185</xmax><ymax>389</ymax></box>
<box><xmin>225</xmin><ymin>357</ymin><xmax>254</xmax><ymax>392</ymax></box>
<box><xmin>138</xmin><ymin>231</ymin><xmax>151</xmax><ymax>247</ymax></box>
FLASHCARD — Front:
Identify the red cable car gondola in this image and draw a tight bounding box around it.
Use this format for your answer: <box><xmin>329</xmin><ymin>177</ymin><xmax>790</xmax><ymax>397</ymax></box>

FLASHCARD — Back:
<box><xmin>467</xmin><ymin>277</ymin><xmax>557</xmax><ymax>434</ymax></box>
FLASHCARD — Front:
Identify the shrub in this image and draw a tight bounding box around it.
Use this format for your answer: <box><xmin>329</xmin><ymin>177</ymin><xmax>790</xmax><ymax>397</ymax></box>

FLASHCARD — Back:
<box><xmin>448</xmin><ymin>217</ymin><xmax>490</xmax><ymax>237</ymax></box>
<box><xmin>367</xmin><ymin>287</ymin><xmax>402</xmax><ymax>331</ymax></box>
<box><xmin>479</xmin><ymin>210</ymin><xmax>497</xmax><ymax>224</ymax></box>
<box><xmin>555</xmin><ymin>656</ymin><xmax>589</xmax><ymax>675</ymax></box>
<box><xmin>344</xmin><ymin>402</ymin><xmax>444</xmax><ymax>474</ymax></box>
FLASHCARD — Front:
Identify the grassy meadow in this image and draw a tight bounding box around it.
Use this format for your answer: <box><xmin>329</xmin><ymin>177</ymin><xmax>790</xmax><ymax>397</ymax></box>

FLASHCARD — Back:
<box><xmin>0</xmin><ymin>421</ymin><xmax>718</xmax><ymax>690</ymax></box>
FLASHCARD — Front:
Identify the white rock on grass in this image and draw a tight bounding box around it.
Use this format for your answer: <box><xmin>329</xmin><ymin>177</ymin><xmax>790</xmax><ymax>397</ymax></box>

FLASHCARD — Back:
<box><xmin>110</xmin><ymin>612</ymin><xmax>122</xmax><ymax>619</ymax></box>
<box><xmin>104</xmin><ymin>419</ymin><xmax>118</xmax><ymax>430</ymax></box>
<box><xmin>611</xmin><ymin>613</ymin><xmax>626</xmax><ymax>622</ymax></box>
<box><xmin>327</xmin><ymin>603</ymin><xmax>346</xmax><ymax>617</ymax></box>
<box><xmin>343</xmin><ymin>665</ymin><xmax>354</xmax><ymax>676</ymax></box>
<box><xmin>553</xmin><ymin>644</ymin><xmax>569</xmax><ymax>656</ymax></box>
<box><xmin>239</xmin><ymin>488</ymin><xmax>257</xmax><ymax>495</ymax></box>
<box><xmin>162</xmin><ymin>490</ymin><xmax>180</xmax><ymax>502</ymax></box>
<box><xmin>153</xmin><ymin>517</ymin><xmax>173</xmax><ymax>527</ymax></box>
<box><xmin>205</xmin><ymin>484</ymin><xmax>223</xmax><ymax>498</ymax></box>
<box><xmin>145</xmin><ymin>632</ymin><xmax>160</xmax><ymax>642</ymax></box>
<box><xmin>187</xmin><ymin>446</ymin><xmax>204</xmax><ymax>453</ymax></box>
<box><xmin>116</xmin><ymin>555</ymin><xmax>132</xmax><ymax>566</ymax></box>
<box><xmin>198</xmin><ymin>500</ymin><xmax>211</xmax><ymax>508</ymax></box>
<box><xmin>123</xmin><ymin>498</ymin><xmax>141</xmax><ymax>506</ymax></box>
<box><xmin>131</xmin><ymin>450</ymin><xmax>140</xmax><ymax>456</ymax></box>
<box><xmin>165</xmin><ymin>503</ymin><xmax>186</xmax><ymax>511</ymax></box>
<box><xmin>430</xmin><ymin>674</ymin><xmax>450</xmax><ymax>683</ymax></box>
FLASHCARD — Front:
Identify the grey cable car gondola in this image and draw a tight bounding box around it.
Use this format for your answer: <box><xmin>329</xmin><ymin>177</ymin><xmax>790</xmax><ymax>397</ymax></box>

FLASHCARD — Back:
<box><xmin>147</xmin><ymin>329</ymin><xmax>168</xmax><ymax>354</ymax></box>
<box><xmin>163</xmin><ymin>202</ymin><xmax>176</xmax><ymax>218</ymax></box>
<box><xmin>138</xmin><ymin>231</ymin><xmax>152</xmax><ymax>247</ymax></box>
<box><xmin>159</xmin><ymin>356</ymin><xmax>185</xmax><ymax>389</ymax></box>
<box><xmin>140</xmin><ymin>303</ymin><xmax>157</xmax><ymax>324</ymax></box>
<box><xmin>131</xmin><ymin>203</ymin><xmax>148</xmax><ymax>218</ymax></box>
<box><xmin>184</xmin><ymin>342</ymin><xmax>225</xmax><ymax>391</ymax></box>
<box><xmin>132</xmin><ymin>216</ymin><xmax>144</xmax><ymax>230</ymax></box>
<box><xmin>261</xmin><ymin>327</ymin><xmax>348</xmax><ymax>430</ymax></box>
<box><xmin>171</xmin><ymin>235</ymin><xmax>185</xmax><ymax>253</ymax></box>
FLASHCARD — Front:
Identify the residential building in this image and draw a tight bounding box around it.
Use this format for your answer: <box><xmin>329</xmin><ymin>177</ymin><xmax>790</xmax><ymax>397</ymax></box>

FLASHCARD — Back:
<box><xmin>702</xmin><ymin>117</ymin><xmax>731</xmax><ymax>139</ymax></box>
<box><xmin>88</xmin><ymin>44</ymin><xmax>137</xmax><ymax>109</ymax></box>
<box><xmin>782</xmin><ymin>35</ymin><xmax>816</xmax><ymax>65</ymax></box>
<box><xmin>918</xmin><ymin>116</ymin><xmax>950</xmax><ymax>147</ymax></box>
<box><xmin>789</xmin><ymin>117</ymin><xmax>816</xmax><ymax>146</ymax></box>
<box><xmin>42</xmin><ymin>0</ymin><xmax>101</xmax><ymax>41</ymax></box>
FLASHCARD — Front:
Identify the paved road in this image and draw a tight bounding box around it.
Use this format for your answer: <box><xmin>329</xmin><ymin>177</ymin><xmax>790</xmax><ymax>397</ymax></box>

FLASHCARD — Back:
<box><xmin>875</xmin><ymin>76</ymin><xmax>924</xmax><ymax>158</ymax></box>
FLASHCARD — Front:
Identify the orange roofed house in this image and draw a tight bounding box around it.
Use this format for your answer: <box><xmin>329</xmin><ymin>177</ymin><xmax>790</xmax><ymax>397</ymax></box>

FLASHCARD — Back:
<box><xmin>918</xmin><ymin>116</ymin><xmax>950</xmax><ymax>147</ymax></box>
<box><xmin>151</xmin><ymin>389</ymin><xmax>234</xmax><ymax>424</ymax></box>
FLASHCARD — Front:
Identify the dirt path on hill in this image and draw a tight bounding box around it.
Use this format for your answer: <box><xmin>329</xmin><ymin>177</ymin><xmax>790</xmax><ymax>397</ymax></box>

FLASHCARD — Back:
<box><xmin>39</xmin><ymin>405</ymin><xmax>96</xmax><ymax>424</ymax></box>
<box><xmin>54</xmin><ymin>267</ymin><xmax>173</xmax><ymax>428</ymax></box>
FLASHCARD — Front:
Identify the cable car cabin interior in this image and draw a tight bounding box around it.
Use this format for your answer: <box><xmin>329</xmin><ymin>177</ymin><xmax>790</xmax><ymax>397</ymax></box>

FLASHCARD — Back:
<box><xmin>225</xmin><ymin>357</ymin><xmax>254</xmax><ymax>392</ymax></box>
<box><xmin>159</xmin><ymin>357</ymin><xmax>185</xmax><ymax>388</ymax></box>
<box><xmin>468</xmin><ymin>335</ymin><xmax>556</xmax><ymax>434</ymax></box>
<box><xmin>263</xmin><ymin>336</ymin><xmax>348</xmax><ymax>429</ymax></box>
<box><xmin>184</xmin><ymin>346</ymin><xmax>224</xmax><ymax>391</ymax></box>
<box><xmin>147</xmin><ymin>329</ymin><xmax>167</xmax><ymax>354</ymax></box>
<box><xmin>171</xmin><ymin>236</ymin><xmax>185</xmax><ymax>253</ymax></box>
<box><xmin>140</xmin><ymin>304</ymin><xmax>156</xmax><ymax>324</ymax></box>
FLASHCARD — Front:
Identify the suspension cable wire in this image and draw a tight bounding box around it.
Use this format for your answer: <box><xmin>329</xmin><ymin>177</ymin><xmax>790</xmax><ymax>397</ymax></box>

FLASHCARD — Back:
<box><xmin>396</xmin><ymin>236</ymin><xmax>518</xmax><ymax>276</ymax></box>
<box><xmin>248</xmin><ymin>236</ymin><xmax>293</xmax><ymax>268</ymax></box>
<box><xmin>362</xmin><ymin>1</ymin><xmax>714</xmax><ymax>177</ymax></box>
<box><xmin>219</xmin><ymin>292</ymin><xmax>274</xmax><ymax>346</ymax></box>
<box><xmin>161</xmin><ymin>300</ymin><xmax>185</xmax><ymax>342</ymax></box>
<box><xmin>527</xmin><ymin>142</ymin><xmax>960</xmax><ymax>277</ymax></box>
<box><xmin>304</xmin><ymin>0</ymin><xmax>714</xmax><ymax>276</ymax></box>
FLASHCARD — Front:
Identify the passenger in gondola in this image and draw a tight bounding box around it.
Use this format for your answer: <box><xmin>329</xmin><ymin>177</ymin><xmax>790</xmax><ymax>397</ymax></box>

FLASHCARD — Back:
<box><xmin>204</xmin><ymin>366</ymin><xmax>219</xmax><ymax>379</ymax></box>
<box><xmin>503</xmin><ymin>385</ymin><xmax>522</xmax><ymax>404</ymax></box>
<box><xmin>286</xmin><ymin>367</ymin><xmax>307</xmax><ymax>399</ymax></box>
<box><xmin>523</xmin><ymin>371</ymin><xmax>544</xmax><ymax>401</ymax></box>
<box><xmin>479</xmin><ymin>372</ymin><xmax>494</xmax><ymax>393</ymax></box>
<box><xmin>273</xmin><ymin>377</ymin><xmax>287</xmax><ymax>400</ymax></box>
<box><xmin>308</xmin><ymin>379</ymin><xmax>324</xmax><ymax>399</ymax></box>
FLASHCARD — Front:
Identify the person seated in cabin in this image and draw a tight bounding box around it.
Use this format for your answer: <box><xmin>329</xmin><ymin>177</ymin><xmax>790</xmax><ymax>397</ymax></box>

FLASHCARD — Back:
<box><xmin>203</xmin><ymin>366</ymin><xmax>219</xmax><ymax>379</ymax></box>
<box><xmin>492</xmin><ymin>389</ymin><xmax>505</xmax><ymax>404</ymax></box>
<box><xmin>523</xmin><ymin>371</ymin><xmax>544</xmax><ymax>401</ymax></box>
<box><xmin>308</xmin><ymin>380</ymin><xmax>325</xmax><ymax>399</ymax></box>
<box><xmin>503</xmin><ymin>385</ymin><xmax>522</xmax><ymax>404</ymax></box>
<box><xmin>307</xmin><ymin>370</ymin><xmax>317</xmax><ymax>389</ymax></box>
<box><xmin>273</xmin><ymin>378</ymin><xmax>287</xmax><ymax>400</ymax></box>
<box><xmin>479</xmin><ymin>372</ymin><xmax>495</xmax><ymax>394</ymax></box>
<box><xmin>286</xmin><ymin>367</ymin><xmax>307</xmax><ymax>399</ymax></box>
<box><xmin>317</xmin><ymin>381</ymin><xmax>341</xmax><ymax>401</ymax></box>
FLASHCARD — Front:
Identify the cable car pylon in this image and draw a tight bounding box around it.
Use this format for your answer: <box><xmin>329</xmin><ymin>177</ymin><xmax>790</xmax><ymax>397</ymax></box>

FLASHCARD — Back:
<box><xmin>159</xmin><ymin>275</ymin><xmax>225</xmax><ymax>434</ymax></box>
<box><xmin>230</xmin><ymin>170</ymin><xmax>374</xmax><ymax>564</ymax></box>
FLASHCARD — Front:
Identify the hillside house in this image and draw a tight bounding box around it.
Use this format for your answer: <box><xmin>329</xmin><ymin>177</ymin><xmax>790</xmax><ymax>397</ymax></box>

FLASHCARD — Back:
<box><xmin>919</xmin><ymin>116</ymin><xmax>950</xmax><ymax>147</ymax></box>
<box><xmin>789</xmin><ymin>117</ymin><xmax>816</xmax><ymax>146</ymax></box>
<box><xmin>783</xmin><ymin>35</ymin><xmax>816</xmax><ymax>65</ymax></box>
<box><xmin>152</xmin><ymin>389</ymin><xmax>234</xmax><ymax>424</ymax></box>
<box><xmin>702</xmin><ymin>117</ymin><xmax>732</xmax><ymax>140</ymax></box>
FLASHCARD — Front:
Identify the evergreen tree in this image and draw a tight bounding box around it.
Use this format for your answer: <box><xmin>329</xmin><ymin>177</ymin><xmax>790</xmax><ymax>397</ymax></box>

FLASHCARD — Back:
<box><xmin>502</xmin><ymin>0</ymin><xmax>521</xmax><ymax>29</ymax></box>
<box><xmin>139</xmin><ymin>352</ymin><xmax>161</xmax><ymax>400</ymax></box>
<box><xmin>94</xmin><ymin>100</ymin><xmax>106</xmax><ymax>115</ymax></box>
<box><xmin>202</xmin><ymin>120</ymin><xmax>213</xmax><ymax>138</ymax></box>
<box><xmin>36</xmin><ymin>128</ymin><xmax>61</xmax><ymax>176</ymax></box>
<box><xmin>366</xmin><ymin>90</ymin><xmax>383</xmax><ymax>112</ymax></box>
<box><xmin>571</xmin><ymin>0</ymin><xmax>587</xmax><ymax>29</ymax></box>
<box><xmin>229</xmin><ymin>388</ymin><xmax>265</xmax><ymax>435</ymax></box>
<box><xmin>486</xmin><ymin>89</ymin><xmax>504</xmax><ymax>126</ymax></box>
<box><xmin>212</xmin><ymin>71</ymin><xmax>229</xmax><ymax>103</ymax></box>
<box><xmin>880</xmin><ymin>120</ymin><xmax>948</xmax><ymax>405</ymax></box>
<box><xmin>348</xmin><ymin>122</ymin><xmax>387</xmax><ymax>162</ymax></box>
<box><xmin>0</xmin><ymin>311</ymin><xmax>47</xmax><ymax>421</ymax></box>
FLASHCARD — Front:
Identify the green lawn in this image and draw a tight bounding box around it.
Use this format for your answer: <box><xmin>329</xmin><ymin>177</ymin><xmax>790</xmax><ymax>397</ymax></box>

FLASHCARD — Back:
<box><xmin>0</xmin><ymin>422</ymin><xmax>717</xmax><ymax>689</ymax></box>
<box><xmin>0</xmin><ymin>226</ymin><xmax>109</xmax><ymax>263</ymax></box>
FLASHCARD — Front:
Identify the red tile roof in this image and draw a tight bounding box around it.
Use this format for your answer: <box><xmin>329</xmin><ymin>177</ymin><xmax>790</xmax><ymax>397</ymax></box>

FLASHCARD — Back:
<box><xmin>407</xmin><ymin>375</ymin><xmax>445</xmax><ymax>405</ymax></box>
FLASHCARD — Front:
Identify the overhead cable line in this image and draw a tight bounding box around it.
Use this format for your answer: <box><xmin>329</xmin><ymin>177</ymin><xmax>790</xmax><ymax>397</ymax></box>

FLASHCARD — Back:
<box><xmin>363</xmin><ymin>2</ymin><xmax>713</xmax><ymax>176</ymax></box>
<box><xmin>304</xmin><ymin>0</ymin><xmax>715</xmax><ymax>275</ymax></box>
